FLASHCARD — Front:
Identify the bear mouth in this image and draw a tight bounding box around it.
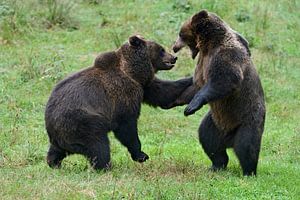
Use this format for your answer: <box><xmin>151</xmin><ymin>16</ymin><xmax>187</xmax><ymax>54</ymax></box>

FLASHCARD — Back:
<box><xmin>191</xmin><ymin>49</ymin><xmax>199</xmax><ymax>59</ymax></box>
<box><xmin>163</xmin><ymin>62</ymin><xmax>175</xmax><ymax>68</ymax></box>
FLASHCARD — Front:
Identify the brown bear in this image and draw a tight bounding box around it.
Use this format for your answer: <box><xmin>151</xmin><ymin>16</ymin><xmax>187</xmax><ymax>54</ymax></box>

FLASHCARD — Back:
<box><xmin>171</xmin><ymin>10</ymin><xmax>266</xmax><ymax>176</ymax></box>
<box><xmin>45</xmin><ymin>35</ymin><xmax>192</xmax><ymax>170</ymax></box>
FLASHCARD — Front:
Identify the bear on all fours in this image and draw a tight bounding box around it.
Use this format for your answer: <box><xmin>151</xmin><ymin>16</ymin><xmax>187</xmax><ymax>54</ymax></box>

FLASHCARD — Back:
<box><xmin>45</xmin><ymin>35</ymin><xmax>192</xmax><ymax>170</ymax></box>
<box><xmin>171</xmin><ymin>10</ymin><xmax>266</xmax><ymax>176</ymax></box>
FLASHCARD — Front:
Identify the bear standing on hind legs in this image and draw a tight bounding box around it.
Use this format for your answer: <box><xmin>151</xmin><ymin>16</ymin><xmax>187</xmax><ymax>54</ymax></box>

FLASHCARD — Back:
<box><xmin>172</xmin><ymin>10</ymin><xmax>266</xmax><ymax>176</ymax></box>
<box><xmin>45</xmin><ymin>35</ymin><xmax>192</xmax><ymax>171</ymax></box>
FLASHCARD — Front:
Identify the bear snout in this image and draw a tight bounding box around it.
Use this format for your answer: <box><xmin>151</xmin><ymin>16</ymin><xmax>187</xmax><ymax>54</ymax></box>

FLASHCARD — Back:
<box><xmin>171</xmin><ymin>56</ymin><xmax>177</xmax><ymax>64</ymax></box>
<box><xmin>173</xmin><ymin>37</ymin><xmax>186</xmax><ymax>53</ymax></box>
<box><xmin>173</xmin><ymin>45</ymin><xmax>181</xmax><ymax>53</ymax></box>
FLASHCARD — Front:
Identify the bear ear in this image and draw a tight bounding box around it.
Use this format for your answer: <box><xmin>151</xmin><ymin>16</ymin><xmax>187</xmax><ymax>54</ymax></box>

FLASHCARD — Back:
<box><xmin>191</xmin><ymin>10</ymin><xmax>209</xmax><ymax>25</ymax></box>
<box><xmin>129</xmin><ymin>35</ymin><xmax>146</xmax><ymax>47</ymax></box>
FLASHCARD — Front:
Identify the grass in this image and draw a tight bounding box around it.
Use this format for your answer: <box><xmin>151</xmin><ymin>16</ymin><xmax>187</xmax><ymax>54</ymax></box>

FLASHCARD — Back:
<box><xmin>0</xmin><ymin>0</ymin><xmax>299</xmax><ymax>199</ymax></box>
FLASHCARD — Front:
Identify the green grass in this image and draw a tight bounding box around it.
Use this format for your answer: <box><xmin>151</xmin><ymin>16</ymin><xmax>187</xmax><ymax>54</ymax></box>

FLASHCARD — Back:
<box><xmin>0</xmin><ymin>0</ymin><xmax>300</xmax><ymax>199</ymax></box>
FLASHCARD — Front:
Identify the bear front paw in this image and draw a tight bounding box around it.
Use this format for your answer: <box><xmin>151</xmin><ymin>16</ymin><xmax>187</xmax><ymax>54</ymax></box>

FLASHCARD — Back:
<box><xmin>184</xmin><ymin>96</ymin><xmax>206</xmax><ymax>116</ymax></box>
<box><xmin>132</xmin><ymin>151</ymin><xmax>149</xmax><ymax>163</ymax></box>
<box><xmin>184</xmin><ymin>104</ymin><xmax>199</xmax><ymax>116</ymax></box>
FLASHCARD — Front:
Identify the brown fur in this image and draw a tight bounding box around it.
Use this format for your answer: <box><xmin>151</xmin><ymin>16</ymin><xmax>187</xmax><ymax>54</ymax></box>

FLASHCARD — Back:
<box><xmin>171</xmin><ymin>10</ymin><xmax>265</xmax><ymax>176</ymax></box>
<box><xmin>45</xmin><ymin>35</ymin><xmax>192</xmax><ymax>170</ymax></box>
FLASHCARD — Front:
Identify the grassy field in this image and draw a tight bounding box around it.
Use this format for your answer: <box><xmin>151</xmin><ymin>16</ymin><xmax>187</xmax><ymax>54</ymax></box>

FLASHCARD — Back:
<box><xmin>0</xmin><ymin>0</ymin><xmax>299</xmax><ymax>199</ymax></box>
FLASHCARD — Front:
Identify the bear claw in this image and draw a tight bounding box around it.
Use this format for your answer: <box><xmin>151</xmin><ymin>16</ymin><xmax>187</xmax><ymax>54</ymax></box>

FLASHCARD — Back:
<box><xmin>132</xmin><ymin>152</ymin><xmax>149</xmax><ymax>163</ymax></box>
<box><xmin>184</xmin><ymin>105</ymin><xmax>197</xmax><ymax>116</ymax></box>
<box><xmin>209</xmin><ymin>165</ymin><xmax>227</xmax><ymax>172</ymax></box>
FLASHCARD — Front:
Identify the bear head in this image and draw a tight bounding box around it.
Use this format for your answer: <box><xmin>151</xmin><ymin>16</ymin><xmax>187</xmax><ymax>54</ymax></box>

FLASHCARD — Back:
<box><xmin>127</xmin><ymin>35</ymin><xmax>177</xmax><ymax>72</ymax></box>
<box><xmin>146</xmin><ymin>40</ymin><xmax>177</xmax><ymax>72</ymax></box>
<box><xmin>119</xmin><ymin>35</ymin><xmax>177</xmax><ymax>86</ymax></box>
<box><xmin>173</xmin><ymin>10</ymin><xmax>228</xmax><ymax>58</ymax></box>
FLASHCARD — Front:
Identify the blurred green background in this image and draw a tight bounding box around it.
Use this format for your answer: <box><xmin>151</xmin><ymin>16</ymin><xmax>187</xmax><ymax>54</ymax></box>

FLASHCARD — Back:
<box><xmin>0</xmin><ymin>0</ymin><xmax>299</xmax><ymax>199</ymax></box>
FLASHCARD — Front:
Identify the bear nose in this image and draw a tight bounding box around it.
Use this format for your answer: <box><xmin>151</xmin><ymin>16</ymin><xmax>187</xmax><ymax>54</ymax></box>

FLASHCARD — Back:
<box><xmin>173</xmin><ymin>46</ymin><xmax>180</xmax><ymax>53</ymax></box>
<box><xmin>171</xmin><ymin>56</ymin><xmax>177</xmax><ymax>64</ymax></box>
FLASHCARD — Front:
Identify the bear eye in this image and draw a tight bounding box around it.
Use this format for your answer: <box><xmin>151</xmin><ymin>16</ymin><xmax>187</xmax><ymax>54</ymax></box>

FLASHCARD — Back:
<box><xmin>160</xmin><ymin>48</ymin><xmax>165</xmax><ymax>57</ymax></box>
<box><xmin>179</xmin><ymin>32</ymin><xmax>187</xmax><ymax>41</ymax></box>
<box><xmin>179</xmin><ymin>32</ymin><xmax>186</xmax><ymax>39</ymax></box>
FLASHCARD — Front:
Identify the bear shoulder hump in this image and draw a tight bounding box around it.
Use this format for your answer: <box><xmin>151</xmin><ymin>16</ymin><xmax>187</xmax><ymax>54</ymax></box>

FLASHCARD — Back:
<box><xmin>93</xmin><ymin>51</ymin><xmax>120</xmax><ymax>69</ymax></box>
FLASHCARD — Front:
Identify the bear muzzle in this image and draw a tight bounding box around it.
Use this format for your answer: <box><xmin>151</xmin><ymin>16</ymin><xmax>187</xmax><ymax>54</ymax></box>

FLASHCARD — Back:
<box><xmin>163</xmin><ymin>56</ymin><xmax>177</xmax><ymax>69</ymax></box>
<box><xmin>173</xmin><ymin>37</ymin><xmax>186</xmax><ymax>53</ymax></box>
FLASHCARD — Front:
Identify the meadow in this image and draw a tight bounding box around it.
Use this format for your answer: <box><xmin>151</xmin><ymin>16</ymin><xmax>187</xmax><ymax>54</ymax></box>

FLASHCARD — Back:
<box><xmin>0</xmin><ymin>0</ymin><xmax>299</xmax><ymax>199</ymax></box>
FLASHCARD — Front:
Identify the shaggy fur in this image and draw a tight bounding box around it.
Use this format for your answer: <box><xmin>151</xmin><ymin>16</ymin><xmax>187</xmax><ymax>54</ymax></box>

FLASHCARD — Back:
<box><xmin>45</xmin><ymin>35</ymin><xmax>192</xmax><ymax>170</ymax></box>
<box><xmin>170</xmin><ymin>10</ymin><xmax>265</xmax><ymax>176</ymax></box>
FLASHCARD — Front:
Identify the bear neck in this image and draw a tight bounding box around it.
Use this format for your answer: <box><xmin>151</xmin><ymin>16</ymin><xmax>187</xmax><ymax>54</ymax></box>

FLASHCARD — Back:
<box><xmin>197</xmin><ymin>27</ymin><xmax>227</xmax><ymax>54</ymax></box>
<box><xmin>118</xmin><ymin>48</ymin><xmax>154</xmax><ymax>87</ymax></box>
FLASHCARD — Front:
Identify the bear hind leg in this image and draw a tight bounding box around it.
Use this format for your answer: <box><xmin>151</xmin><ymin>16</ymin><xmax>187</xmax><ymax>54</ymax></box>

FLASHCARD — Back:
<box><xmin>85</xmin><ymin>137</ymin><xmax>111</xmax><ymax>171</ymax></box>
<box><xmin>47</xmin><ymin>144</ymin><xmax>67</xmax><ymax>169</ymax></box>
<box><xmin>113</xmin><ymin>119</ymin><xmax>149</xmax><ymax>163</ymax></box>
<box><xmin>233</xmin><ymin>126</ymin><xmax>262</xmax><ymax>176</ymax></box>
<box><xmin>62</xmin><ymin>134</ymin><xmax>111</xmax><ymax>171</ymax></box>
<box><xmin>80</xmin><ymin>135</ymin><xmax>111</xmax><ymax>171</ymax></box>
<box><xmin>199</xmin><ymin>112</ymin><xmax>229</xmax><ymax>171</ymax></box>
<box><xmin>73</xmin><ymin>114</ymin><xmax>111</xmax><ymax>170</ymax></box>
<box><xmin>209</xmin><ymin>150</ymin><xmax>229</xmax><ymax>171</ymax></box>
